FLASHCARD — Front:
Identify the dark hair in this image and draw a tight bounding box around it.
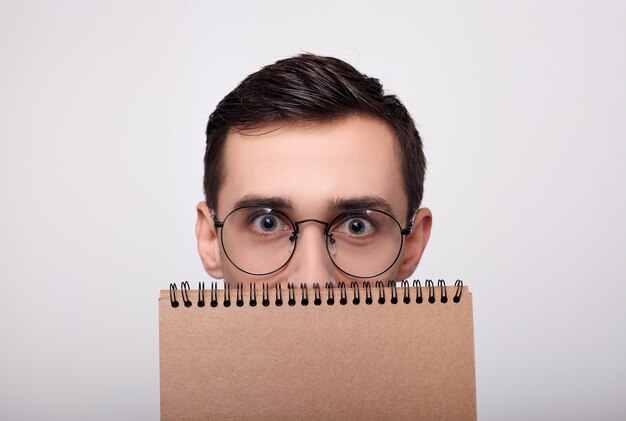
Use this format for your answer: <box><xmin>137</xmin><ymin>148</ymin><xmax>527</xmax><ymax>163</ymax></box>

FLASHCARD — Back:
<box><xmin>203</xmin><ymin>53</ymin><xmax>426</xmax><ymax>216</ymax></box>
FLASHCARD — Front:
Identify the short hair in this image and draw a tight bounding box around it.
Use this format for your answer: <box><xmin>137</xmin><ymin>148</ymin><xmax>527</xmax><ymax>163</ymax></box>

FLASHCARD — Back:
<box><xmin>203</xmin><ymin>53</ymin><xmax>426</xmax><ymax>217</ymax></box>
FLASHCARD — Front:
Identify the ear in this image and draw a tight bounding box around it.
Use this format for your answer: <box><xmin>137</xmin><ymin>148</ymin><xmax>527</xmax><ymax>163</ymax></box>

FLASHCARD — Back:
<box><xmin>396</xmin><ymin>208</ymin><xmax>432</xmax><ymax>280</ymax></box>
<box><xmin>196</xmin><ymin>201</ymin><xmax>224</xmax><ymax>279</ymax></box>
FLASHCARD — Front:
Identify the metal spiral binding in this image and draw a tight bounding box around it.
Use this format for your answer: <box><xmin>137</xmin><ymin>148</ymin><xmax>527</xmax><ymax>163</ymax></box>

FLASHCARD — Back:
<box><xmin>376</xmin><ymin>281</ymin><xmax>385</xmax><ymax>304</ymax></box>
<box><xmin>402</xmin><ymin>280</ymin><xmax>410</xmax><ymax>304</ymax></box>
<box><xmin>388</xmin><ymin>280</ymin><xmax>398</xmax><ymax>304</ymax></box>
<box><xmin>453</xmin><ymin>280</ymin><xmax>463</xmax><ymax>303</ymax></box>
<box><xmin>275</xmin><ymin>283</ymin><xmax>283</xmax><ymax>307</ymax></box>
<box><xmin>338</xmin><ymin>282</ymin><xmax>347</xmax><ymax>305</ymax></box>
<box><xmin>236</xmin><ymin>283</ymin><xmax>244</xmax><ymax>307</ymax></box>
<box><xmin>198</xmin><ymin>282</ymin><xmax>205</xmax><ymax>307</ymax></box>
<box><xmin>438</xmin><ymin>280</ymin><xmax>448</xmax><ymax>303</ymax></box>
<box><xmin>249</xmin><ymin>283</ymin><xmax>257</xmax><ymax>307</ymax></box>
<box><xmin>262</xmin><ymin>283</ymin><xmax>270</xmax><ymax>307</ymax></box>
<box><xmin>351</xmin><ymin>281</ymin><xmax>360</xmax><ymax>305</ymax></box>
<box><xmin>169</xmin><ymin>283</ymin><xmax>179</xmax><ymax>308</ymax></box>
<box><xmin>181</xmin><ymin>281</ymin><xmax>192</xmax><ymax>307</ymax></box>
<box><xmin>313</xmin><ymin>283</ymin><xmax>321</xmax><ymax>306</ymax></box>
<box><xmin>325</xmin><ymin>282</ymin><xmax>335</xmax><ymax>305</ymax></box>
<box><xmin>210</xmin><ymin>282</ymin><xmax>218</xmax><ymax>307</ymax></box>
<box><xmin>223</xmin><ymin>282</ymin><xmax>231</xmax><ymax>307</ymax></box>
<box><xmin>167</xmin><ymin>280</ymin><xmax>464</xmax><ymax>308</ymax></box>
<box><xmin>413</xmin><ymin>280</ymin><xmax>423</xmax><ymax>304</ymax></box>
<box><xmin>364</xmin><ymin>281</ymin><xmax>373</xmax><ymax>305</ymax></box>
<box><xmin>300</xmin><ymin>283</ymin><xmax>309</xmax><ymax>306</ymax></box>
<box><xmin>288</xmin><ymin>283</ymin><xmax>296</xmax><ymax>306</ymax></box>
<box><xmin>426</xmin><ymin>280</ymin><xmax>435</xmax><ymax>304</ymax></box>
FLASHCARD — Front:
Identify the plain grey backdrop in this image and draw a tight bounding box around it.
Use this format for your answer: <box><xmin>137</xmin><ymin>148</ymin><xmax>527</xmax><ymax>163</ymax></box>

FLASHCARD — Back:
<box><xmin>1</xmin><ymin>1</ymin><xmax>625</xmax><ymax>420</ymax></box>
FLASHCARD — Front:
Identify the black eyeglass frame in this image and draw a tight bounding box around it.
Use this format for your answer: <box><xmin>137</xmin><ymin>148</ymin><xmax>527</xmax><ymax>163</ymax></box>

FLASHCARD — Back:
<box><xmin>212</xmin><ymin>205</ymin><xmax>414</xmax><ymax>279</ymax></box>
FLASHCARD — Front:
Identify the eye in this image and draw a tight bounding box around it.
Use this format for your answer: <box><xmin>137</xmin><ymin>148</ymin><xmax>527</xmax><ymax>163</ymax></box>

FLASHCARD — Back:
<box><xmin>250</xmin><ymin>214</ymin><xmax>289</xmax><ymax>234</ymax></box>
<box><xmin>336</xmin><ymin>217</ymin><xmax>375</xmax><ymax>236</ymax></box>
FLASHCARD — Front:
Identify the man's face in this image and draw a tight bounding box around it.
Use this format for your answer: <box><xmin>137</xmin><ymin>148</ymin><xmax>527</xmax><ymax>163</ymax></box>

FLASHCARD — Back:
<box><xmin>196</xmin><ymin>115</ymin><xmax>431</xmax><ymax>286</ymax></box>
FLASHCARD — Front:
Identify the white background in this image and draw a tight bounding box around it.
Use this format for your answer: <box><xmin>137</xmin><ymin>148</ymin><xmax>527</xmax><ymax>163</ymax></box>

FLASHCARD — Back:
<box><xmin>1</xmin><ymin>1</ymin><xmax>625</xmax><ymax>420</ymax></box>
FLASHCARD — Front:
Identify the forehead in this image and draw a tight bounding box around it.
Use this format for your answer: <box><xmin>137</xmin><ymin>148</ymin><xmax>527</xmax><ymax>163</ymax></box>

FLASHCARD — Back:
<box><xmin>218</xmin><ymin>115</ymin><xmax>408</xmax><ymax>219</ymax></box>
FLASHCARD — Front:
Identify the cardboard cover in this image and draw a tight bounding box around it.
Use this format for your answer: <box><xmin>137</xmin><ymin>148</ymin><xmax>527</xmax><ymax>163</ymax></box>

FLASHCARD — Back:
<box><xmin>159</xmin><ymin>284</ymin><xmax>476</xmax><ymax>420</ymax></box>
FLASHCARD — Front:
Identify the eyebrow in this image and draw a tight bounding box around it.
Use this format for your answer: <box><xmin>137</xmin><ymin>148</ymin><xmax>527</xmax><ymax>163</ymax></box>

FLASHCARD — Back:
<box><xmin>231</xmin><ymin>194</ymin><xmax>294</xmax><ymax>211</ymax></box>
<box><xmin>328</xmin><ymin>196</ymin><xmax>396</xmax><ymax>216</ymax></box>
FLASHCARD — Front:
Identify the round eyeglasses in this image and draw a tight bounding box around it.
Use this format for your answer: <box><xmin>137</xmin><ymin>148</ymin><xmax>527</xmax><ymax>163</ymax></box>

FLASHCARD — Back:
<box><xmin>212</xmin><ymin>206</ymin><xmax>413</xmax><ymax>279</ymax></box>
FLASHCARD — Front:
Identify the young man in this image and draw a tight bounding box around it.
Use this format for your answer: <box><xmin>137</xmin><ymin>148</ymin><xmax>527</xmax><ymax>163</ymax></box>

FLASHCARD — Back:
<box><xmin>195</xmin><ymin>54</ymin><xmax>432</xmax><ymax>287</ymax></box>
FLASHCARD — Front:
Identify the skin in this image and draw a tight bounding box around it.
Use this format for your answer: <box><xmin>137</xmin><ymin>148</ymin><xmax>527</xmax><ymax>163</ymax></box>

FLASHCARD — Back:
<box><xmin>195</xmin><ymin>114</ymin><xmax>432</xmax><ymax>287</ymax></box>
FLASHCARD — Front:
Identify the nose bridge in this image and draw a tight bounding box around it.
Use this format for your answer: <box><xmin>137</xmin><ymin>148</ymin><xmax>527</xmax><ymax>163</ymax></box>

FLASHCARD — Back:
<box><xmin>294</xmin><ymin>218</ymin><xmax>329</xmax><ymax>234</ymax></box>
<box><xmin>290</xmin><ymin>219</ymin><xmax>335</xmax><ymax>286</ymax></box>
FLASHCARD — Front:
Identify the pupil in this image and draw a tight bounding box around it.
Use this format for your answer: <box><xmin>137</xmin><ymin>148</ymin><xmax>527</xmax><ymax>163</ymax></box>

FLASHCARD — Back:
<box><xmin>261</xmin><ymin>216</ymin><xmax>276</xmax><ymax>231</ymax></box>
<box><xmin>349</xmin><ymin>219</ymin><xmax>365</xmax><ymax>234</ymax></box>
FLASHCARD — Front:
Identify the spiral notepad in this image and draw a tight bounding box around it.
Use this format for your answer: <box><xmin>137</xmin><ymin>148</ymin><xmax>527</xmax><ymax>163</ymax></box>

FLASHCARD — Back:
<box><xmin>159</xmin><ymin>280</ymin><xmax>476</xmax><ymax>420</ymax></box>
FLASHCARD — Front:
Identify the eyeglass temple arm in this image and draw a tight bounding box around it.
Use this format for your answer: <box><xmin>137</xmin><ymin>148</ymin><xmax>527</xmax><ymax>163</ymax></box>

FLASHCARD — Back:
<box><xmin>211</xmin><ymin>210</ymin><xmax>224</xmax><ymax>228</ymax></box>
<box><xmin>400</xmin><ymin>214</ymin><xmax>415</xmax><ymax>236</ymax></box>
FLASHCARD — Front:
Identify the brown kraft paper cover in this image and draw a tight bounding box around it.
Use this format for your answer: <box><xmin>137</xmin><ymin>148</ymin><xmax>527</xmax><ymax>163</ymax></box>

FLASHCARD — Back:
<box><xmin>159</xmin><ymin>284</ymin><xmax>476</xmax><ymax>420</ymax></box>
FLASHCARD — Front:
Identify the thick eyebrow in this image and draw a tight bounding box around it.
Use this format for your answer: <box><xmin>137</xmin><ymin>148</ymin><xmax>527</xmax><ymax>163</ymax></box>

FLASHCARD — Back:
<box><xmin>328</xmin><ymin>196</ymin><xmax>396</xmax><ymax>217</ymax></box>
<box><xmin>231</xmin><ymin>194</ymin><xmax>294</xmax><ymax>211</ymax></box>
